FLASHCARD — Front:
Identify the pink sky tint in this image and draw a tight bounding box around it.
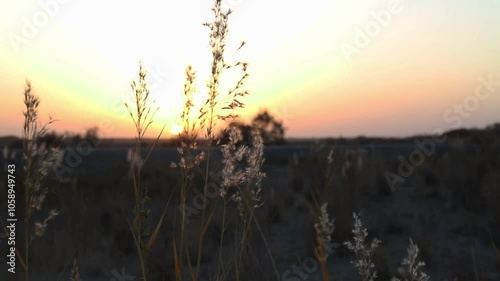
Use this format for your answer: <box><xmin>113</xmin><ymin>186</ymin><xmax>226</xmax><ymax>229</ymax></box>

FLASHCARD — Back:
<box><xmin>0</xmin><ymin>0</ymin><xmax>499</xmax><ymax>138</ymax></box>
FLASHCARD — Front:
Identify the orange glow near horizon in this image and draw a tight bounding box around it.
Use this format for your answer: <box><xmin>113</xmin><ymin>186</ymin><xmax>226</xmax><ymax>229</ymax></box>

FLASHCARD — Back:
<box><xmin>1</xmin><ymin>0</ymin><xmax>500</xmax><ymax>138</ymax></box>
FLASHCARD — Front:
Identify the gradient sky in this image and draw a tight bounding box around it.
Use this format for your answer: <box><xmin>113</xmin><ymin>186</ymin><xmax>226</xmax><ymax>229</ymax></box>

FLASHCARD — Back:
<box><xmin>1</xmin><ymin>0</ymin><xmax>499</xmax><ymax>138</ymax></box>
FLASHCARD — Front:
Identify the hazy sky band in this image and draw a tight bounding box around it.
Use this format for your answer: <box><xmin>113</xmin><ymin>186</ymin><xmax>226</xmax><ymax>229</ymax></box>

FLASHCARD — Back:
<box><xmin>0</xmin><ymin>0</ymin><xmax>499</xmax><ymax>138</ymax></box>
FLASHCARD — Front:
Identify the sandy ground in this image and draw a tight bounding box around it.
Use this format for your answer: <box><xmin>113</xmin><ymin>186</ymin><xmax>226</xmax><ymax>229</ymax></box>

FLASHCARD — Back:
<box><xmin>1</xmin><ymin>144</ymin><xmax>499</xmax><ymax>280</ymax></box>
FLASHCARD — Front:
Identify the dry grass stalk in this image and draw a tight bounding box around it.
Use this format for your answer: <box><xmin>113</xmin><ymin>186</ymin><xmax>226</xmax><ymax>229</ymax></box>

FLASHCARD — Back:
<box><xmin>344</xmin><ymin>213</ymin><xmax>381</xmax><ymax>281</ymax></box>
<box><xmin>392</xmin><ymin>238</ymin><xmax>431</xmax><ymax>281</ymax></box>
<box><xmin>22</xmin><ymin>80</ymin><xmax>62</xmax><ymax>281</ymax></box>
<box><xmin>218</xmin><ymin>127</ymin><xmax>266</xmax><ymax>280</ymax></box>
<box><xmin>124</xmin><ymin>62</ymin><xmax>162</xmax><ymax>281</ymax></box>
<box><xmin>315</xmin><ymin>203</ymin><xmax>335</xmax><ymax>278</ymax></box>
<box><xmin>70</xmin><ymin>256</ymin><xmax>81</xmax><ymax>281</ymax></box>
<box><xmin>181</xmin><ymin>0</ymin><xmax>252</xmax><ymax>279</ymax></box>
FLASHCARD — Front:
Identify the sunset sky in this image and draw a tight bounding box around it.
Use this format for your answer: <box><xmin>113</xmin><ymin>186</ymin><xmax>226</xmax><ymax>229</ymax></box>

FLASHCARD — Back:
<box><xmin>1</xmin><ymin>0</ymin><xmax>499</xmax><ymax>138</ymax></box>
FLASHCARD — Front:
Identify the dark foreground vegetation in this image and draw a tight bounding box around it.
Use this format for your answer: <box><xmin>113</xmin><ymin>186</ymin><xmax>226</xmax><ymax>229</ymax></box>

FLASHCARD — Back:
<box><xmin>1</xmin><ymin>124</ymin><xmax>499</xmax><ymax>281</ymax></box>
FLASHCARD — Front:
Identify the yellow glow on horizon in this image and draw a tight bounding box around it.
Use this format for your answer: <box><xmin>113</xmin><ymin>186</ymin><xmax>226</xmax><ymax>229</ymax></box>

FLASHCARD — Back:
<box><xmin>1</xmin><ymin>1</ymin><xmax>500</xmax><ymax>137</ymax></box>
<box><xmin>170</xmin><ymin>124</ymin><xmax>183</xmax><ymax>135</ymax></box>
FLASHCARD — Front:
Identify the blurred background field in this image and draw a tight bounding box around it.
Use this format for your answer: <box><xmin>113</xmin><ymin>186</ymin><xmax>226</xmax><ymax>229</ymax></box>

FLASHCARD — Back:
<box><xmin>1</xmin><ymin>124</ymin><xmax>499</xmax><ymax>281</ymax></box>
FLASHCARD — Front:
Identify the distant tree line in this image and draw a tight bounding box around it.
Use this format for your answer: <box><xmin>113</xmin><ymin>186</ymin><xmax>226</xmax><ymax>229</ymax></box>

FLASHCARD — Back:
<box><xmin>221</xmin><ymin>109</ymin><xmax>286</xmax><ymax>145</ymax></box>
<box><xmin>8</xmin><ymin>109</ymin><xmax>287</xmax><ymax>149</ymax></box>
<box><xmin>10</xmin><ymin>127</ymin><xmax>101</xmax><ymax>149</ymax></box>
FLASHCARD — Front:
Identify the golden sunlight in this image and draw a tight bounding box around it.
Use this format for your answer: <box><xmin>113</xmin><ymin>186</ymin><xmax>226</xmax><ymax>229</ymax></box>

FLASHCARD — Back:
<box><xmin>170</xmin><ymin>124</ymin><xmax>183</xmax><ymax>135</ymax></box>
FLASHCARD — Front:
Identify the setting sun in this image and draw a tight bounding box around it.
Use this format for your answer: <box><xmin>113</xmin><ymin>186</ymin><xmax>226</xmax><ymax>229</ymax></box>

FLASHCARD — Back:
<box><xmin>170</xmin><ymin>124</ymin><xmax>183</xmax><ymax>135</ymax></box>
<box><xmin>1</xmin><ymin>1</ymin><xmax>500</xmax><ymax>137</ymax></box>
